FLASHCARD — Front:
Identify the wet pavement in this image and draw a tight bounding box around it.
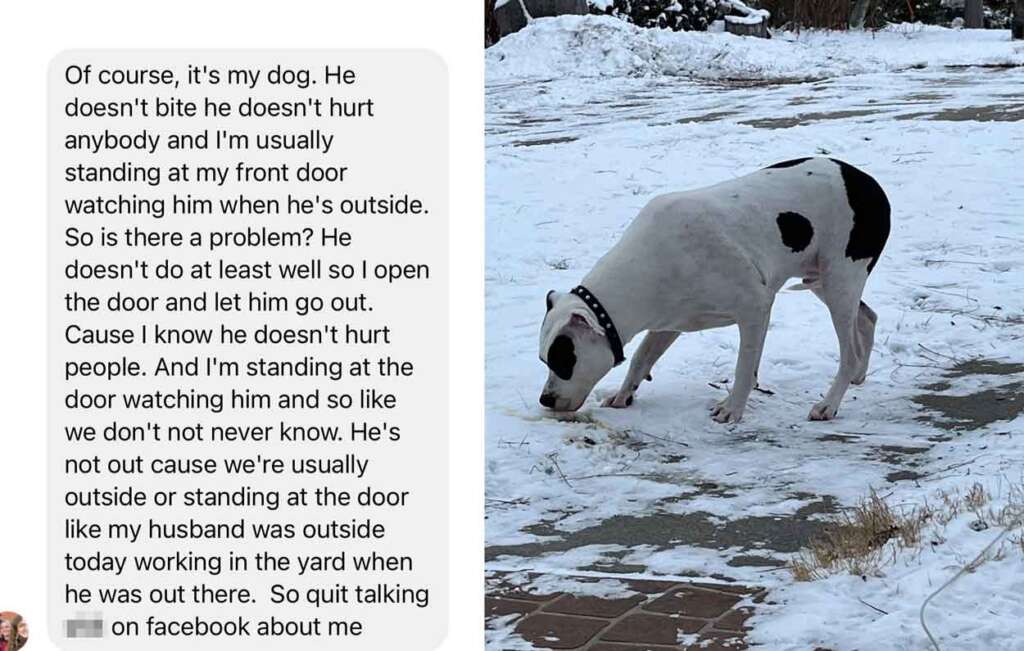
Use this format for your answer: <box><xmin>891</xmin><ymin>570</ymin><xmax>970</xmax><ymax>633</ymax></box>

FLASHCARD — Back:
<box><xmin>486</xmin><ymin>66</ymin><xmax>1024</xmax><ymax>148</ymax></box>
<box><xmin>912</xmin><ymin>360</ymin><xmax>1024</xmax><ymax>430</ymax></box>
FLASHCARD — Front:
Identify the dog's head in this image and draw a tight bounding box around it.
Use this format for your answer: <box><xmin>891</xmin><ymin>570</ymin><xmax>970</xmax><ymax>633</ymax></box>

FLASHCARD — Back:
<box><xmin>538</xmin><ymin>290</ymin><xmax>615</xmax><ymax>411</ymax></box>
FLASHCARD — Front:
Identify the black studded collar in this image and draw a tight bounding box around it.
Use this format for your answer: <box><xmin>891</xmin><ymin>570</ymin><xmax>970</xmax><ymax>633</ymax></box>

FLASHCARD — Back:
<box><xmin>570</xmin><ymin>285</ymin><xmax>625</xmax><ymax>367</ymax></box>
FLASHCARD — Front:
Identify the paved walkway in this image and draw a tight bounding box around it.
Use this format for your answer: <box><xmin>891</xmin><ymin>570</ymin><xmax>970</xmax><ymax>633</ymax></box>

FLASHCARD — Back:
<box><xmin>487</xmin><ymin>574</ymin><xmax>765</xmax><ymax>650</ymax></box>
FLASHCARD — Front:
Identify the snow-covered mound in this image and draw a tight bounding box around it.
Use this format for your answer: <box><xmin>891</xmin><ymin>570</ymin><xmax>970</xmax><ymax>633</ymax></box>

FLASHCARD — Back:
<box><xmin>486</xmin><ymin>15</ymin><xmax>1024</xmax><ymax>81</ymax></box>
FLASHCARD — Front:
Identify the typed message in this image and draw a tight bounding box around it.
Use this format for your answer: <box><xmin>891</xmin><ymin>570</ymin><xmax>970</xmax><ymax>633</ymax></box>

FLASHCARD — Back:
<box><xmin>48</xmin><ymin>50</ymin><xmax>448</xmax><ymax>649</ymax></box>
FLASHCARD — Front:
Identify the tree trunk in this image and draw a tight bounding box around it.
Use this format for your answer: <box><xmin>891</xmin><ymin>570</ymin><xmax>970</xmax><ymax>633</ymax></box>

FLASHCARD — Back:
<box><xmin>724</xmin><ymin>15</ymin><xmax>770</xmax><ymax>37</ymax></box>
<box><xmin>964</xmin><ymin>0</ymin><xmax>984</xmax><ymax>27</ymax></box>
<box><xmin>485</xmin><ymin>0</ymin><xmax>500</xmax><ymax>47</ymax></box>
<box><xmin>849</xmin><ymin>0</ymin><xmax>871</xmax><ymax>28</ymax></box>
<box><xmin>1013</xmin><ymin>0</ymin><xmax>1024</xmax><ymax>38</ymax></box>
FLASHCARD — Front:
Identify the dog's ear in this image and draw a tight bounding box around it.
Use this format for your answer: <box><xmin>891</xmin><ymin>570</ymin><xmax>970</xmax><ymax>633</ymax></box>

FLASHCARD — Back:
<box><xmin>546</xmin><ymin>290</ymin><xmax>559</xmax><ymax>313</ymax></box>
<box><xmin>569</xmin><ymin>310</ymin><xmax>604</xmax><ymax>336</ymax></box>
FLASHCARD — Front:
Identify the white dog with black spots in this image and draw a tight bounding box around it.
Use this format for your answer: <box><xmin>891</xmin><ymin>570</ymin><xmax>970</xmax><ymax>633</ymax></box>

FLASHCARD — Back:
<box><xmin>539</xmin><ymin>157</ymin><xmax>891</xmax><ymax>423</ymax></box>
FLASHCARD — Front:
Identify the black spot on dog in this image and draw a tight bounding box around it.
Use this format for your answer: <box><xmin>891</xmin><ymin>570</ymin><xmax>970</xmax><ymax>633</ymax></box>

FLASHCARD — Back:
<box><xmin>832</xmin><ymin>159</ymin><xmax>891</xmax><ymax>273</ymax></box>
<box><xmin>765</xmin><ymin>157</ymin><xmax>811</xmax><ymax>170</ymax></box>
<box><xmin>776</xmin><ymin>211</ymin><xmax>814</xmax><ymax>252</ymax></box>
<box><xmin>547</xmin><ymin>335</ymin><xmax>576</xmax><ymax>381</ymax></box>
<box><xmin>546</xmin><ymin>290</ymin><xmax>556</xmax><ymax>312</ymax></box>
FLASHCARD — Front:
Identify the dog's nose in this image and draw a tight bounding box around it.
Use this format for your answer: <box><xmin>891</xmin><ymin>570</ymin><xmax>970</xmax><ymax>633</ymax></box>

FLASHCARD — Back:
<box><xmin>539</xmin><ymin>393</ymin><xmax>556</xmax><ymax>409</ymax></box>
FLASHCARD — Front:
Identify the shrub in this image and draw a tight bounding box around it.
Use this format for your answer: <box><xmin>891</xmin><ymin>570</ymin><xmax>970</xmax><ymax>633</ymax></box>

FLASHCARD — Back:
<box><xmin>591</xmin><ymin>0</ymin><xmax>722</xmax><ymax>32</ymax></box>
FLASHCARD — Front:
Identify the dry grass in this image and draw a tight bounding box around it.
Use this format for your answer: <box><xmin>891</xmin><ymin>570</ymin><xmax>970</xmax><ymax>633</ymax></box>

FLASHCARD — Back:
<box><xmin>791</xmin><ymin>482</ymin><xmax>1024</xmax><ymax>581</ymax></box>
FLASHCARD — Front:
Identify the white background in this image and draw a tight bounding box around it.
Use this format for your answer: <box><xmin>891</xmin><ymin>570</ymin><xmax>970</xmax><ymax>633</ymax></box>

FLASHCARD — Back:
<box><xmin>1</xmin><ymin>2</ymin><xmax>483</xmax><ymax>650</ymax></box>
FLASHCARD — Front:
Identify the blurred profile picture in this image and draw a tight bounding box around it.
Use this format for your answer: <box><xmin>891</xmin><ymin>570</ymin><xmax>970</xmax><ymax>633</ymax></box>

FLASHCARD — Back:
<box><xmin>0</xmin><ymin>612</ymin><xmax>28</xmax><ymax>650</ymax></box>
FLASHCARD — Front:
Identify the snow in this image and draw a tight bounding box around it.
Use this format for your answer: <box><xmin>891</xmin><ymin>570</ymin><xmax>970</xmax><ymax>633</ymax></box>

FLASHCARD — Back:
<box><xmin>487</xmin><ymin>15</ymin><xmax>1024</xmax><ymax>81</ymax></box>
<box><xmin>721</xmin><ymin>0</ymin><xmax>771</xmax><ymax>22</ymax></box>
<box><xmin>487</xmin><ymin>19</ymin><xmax>1024</xmax><ymax>651</ymax></box>
<box><xmin>724</xmin><ymin>14</ymin><xmax>767</xmax><ymax>25</ymax></box>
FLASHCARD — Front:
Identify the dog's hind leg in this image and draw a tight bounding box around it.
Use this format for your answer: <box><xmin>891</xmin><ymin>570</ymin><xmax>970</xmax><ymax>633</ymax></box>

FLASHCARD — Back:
<box><xmin>603</xmin><ymin>330</ymin><xmax>680</xmax><ymax>408</ymax></box>
<box><xmin>809</xmin><ymin>270</ymin><xmax>868</xmax><ymax>420</ymax></box>
<box><xmin>851</xmin><ymin>300</ymin><xmax>877</xmax><ymax>385</ymax></box>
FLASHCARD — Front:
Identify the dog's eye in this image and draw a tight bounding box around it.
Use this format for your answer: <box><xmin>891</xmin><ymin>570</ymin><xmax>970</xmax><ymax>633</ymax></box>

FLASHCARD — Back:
<box><xmin>547</xmin><ymin>335</ymin><xmax>576</xmax><ymax>381</ymax></box>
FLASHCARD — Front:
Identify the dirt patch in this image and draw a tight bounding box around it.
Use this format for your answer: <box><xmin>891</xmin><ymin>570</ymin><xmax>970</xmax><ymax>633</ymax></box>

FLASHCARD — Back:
<box><xmin>728</xmin><ymin>555</ymin><xmax>788</xmax><ymax>568</ymax></box>
<box><xmin>913</xmin><ymin>382</ymin><xmax>1024</xmax><ymax>431</ymax></box>
<box><xmin>485</xmin><ymin>496</ymin><xmax>838</xmax><ymax>570</ymax></box>
<box><xmin>606</xmin><ymin>101</ymin><xmax>650</xmax><ymax>109</ymax></box>
<box><xmin>894</xmin><ymin>104</ymin><xmax>1024</xmax><ymax>122</ymax></box>
<box><xmin>674</xmin><ymin>110</ymin><xmax>740</xmax><ymax>124</ymax></box>
<box><xmin>900</xmin><ymin>92</ymin><xmax>950</xmax><ymax>102</ymax></box>
<box><xmin>886</xmin><ymin>469</ymin><xmax>925</xmax><ymax>482</ymax></box>
<box><xmin>873</xmin><ymin>445</ymin><xmax>931</xmax><ymax>465</ymax></box>
<box><xmin>517</xmin><ymin>117</ymin><xmax>563</xmax><ymax>125</ymax></box>
<box><xmin>709</xmin><ymin>76</ymin><xmax>814</xmax><ymax>88</ymax></box>
<box><xmin>943</xmin><ymin>63</ymin><xmax>1024</xmax><ymax>70</ymax></box>
<box><xmin>945</xmin><ymin>359</ymin><xmax>1024</xmax><ymax>377</ymax></box>
<box><xmin>512</xmin><ymin>135</ymin><xmax>579</xmax><ymax>147</ymax></box>
<box><xmin>818</xmin><ymin>433</ymin><xmax>860</xmax><ymax>443</ymax></box>
<box><xmin>912</xmin><ymin>360</ymin><xmax>1024</xmax><ymax>430</ymax></box>
<box><xmin>740</xmin><ymin>108</ymin><xmax>884</xmax><ymax>129</ymax></box>
<box><xmin>656</xmin><ymin>481</ymin><xmax>740</xmax><ymax>503</ymax></box>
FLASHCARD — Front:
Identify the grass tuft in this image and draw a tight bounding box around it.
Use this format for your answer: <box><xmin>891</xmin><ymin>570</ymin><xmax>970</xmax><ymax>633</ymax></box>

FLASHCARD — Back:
<box><xmin>791</xmin><ymin>482</ymin><xmax>1024</xmax><ymax>581</ymax></box>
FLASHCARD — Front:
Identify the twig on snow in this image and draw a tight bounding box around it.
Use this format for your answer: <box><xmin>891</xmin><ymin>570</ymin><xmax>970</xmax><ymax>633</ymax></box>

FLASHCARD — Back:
<box><xmin>631</xmin><ymin>429</ymin><xmax>691</xmax><ymax>448</ymax></box>
<box><xmin>858</xmin><ymin>597</ymin><xmax>890</xmax><ymax>615</ymax></box>
<box><xmin>920</xmin><ymin>524</ymin><xmax>1019</xmax><ymax>651</ymax></box>
<box><xmin>923</xmin><ymin>259</ymin><xmax>989</xmax><ymax>267</ymax></box>
<box><xmin>917</xmin><ymin>344</ymin><xmax>960</xmax><ymax>363</ymax></box>
<box><xmin>486</xmin><ymin>497</ymin><xmax>528</xmax><ymax>505</ymax></box>
<box><xmin>568</xmin><ymin>472</ymin><xmax>652</xmax><ymax>481</ymax></box>
<box><xmin>548</xmin><ymin>454</ymin><xmax>573</xmax><ymax>489</ymax></box>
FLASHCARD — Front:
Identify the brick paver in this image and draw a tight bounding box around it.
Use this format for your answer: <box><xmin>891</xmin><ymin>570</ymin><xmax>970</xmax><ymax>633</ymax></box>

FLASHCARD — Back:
<box><xmin>485</xmin><ymin>574</ymin><xmax>766</xmax><ymax>650</ymax></box>
<box><xmin>643</xmin><ymin>586</ymin><xmax>743</xmax><ymax>619</ymax></box>
<box><xmin>602</xmin><ymin>612</ymin><xmax>705</xmax><ymax>645</ymax></box>
<box><xmin>546</xmin><ymin>594</ymin><xmax>647</xmax><ymax>618</ymax></box>
<box><xmin>486</xmin><ymin>596</ymin><xmax>541</xmax><ymax>618</ymax></box>
<box><xmin>514</xmin><ymin>613</ymin><xmax>609</xmax><ymax>649</ymax></box>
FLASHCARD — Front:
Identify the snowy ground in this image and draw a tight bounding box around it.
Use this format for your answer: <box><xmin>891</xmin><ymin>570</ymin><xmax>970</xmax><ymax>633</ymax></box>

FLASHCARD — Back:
<box><xmin>486</xmin><ymin>17</ymin><xmax>1024</xmax><ymax>651</ymax></box>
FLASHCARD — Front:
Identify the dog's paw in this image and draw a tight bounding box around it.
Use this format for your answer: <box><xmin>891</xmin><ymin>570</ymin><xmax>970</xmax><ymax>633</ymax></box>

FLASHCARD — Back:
<box><xmin>808</xmin><ymin>400</ymin><xmax>838</xmax><ymax>421</ymax></box>
<box><xmin>710</xmin><ymin>400</ymin><xmax>744</xmax><ymax>424</ymax></box>
<box><xmin>601</xmin><ymin>390</ymin><xmax>635</xmax><ymax>409</ymax></box>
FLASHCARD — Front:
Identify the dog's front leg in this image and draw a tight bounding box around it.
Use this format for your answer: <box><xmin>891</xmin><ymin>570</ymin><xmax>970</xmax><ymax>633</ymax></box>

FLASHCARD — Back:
<box><xmin>711</xmin><ymin>307</ymin><xmax>771</xmax><ymax>424</ymax></box>
<box><xmin>603</xmin><ymin>330</ymin><xmax>680</xmax><ymax>408</ymax></box>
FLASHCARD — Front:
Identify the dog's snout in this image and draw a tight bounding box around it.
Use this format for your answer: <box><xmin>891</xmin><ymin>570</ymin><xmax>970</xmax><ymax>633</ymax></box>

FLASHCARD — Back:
<box><xmin>539</xmin><ymin>393</ymin><xmax>556</xmax><ymax>408</ymax></box>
